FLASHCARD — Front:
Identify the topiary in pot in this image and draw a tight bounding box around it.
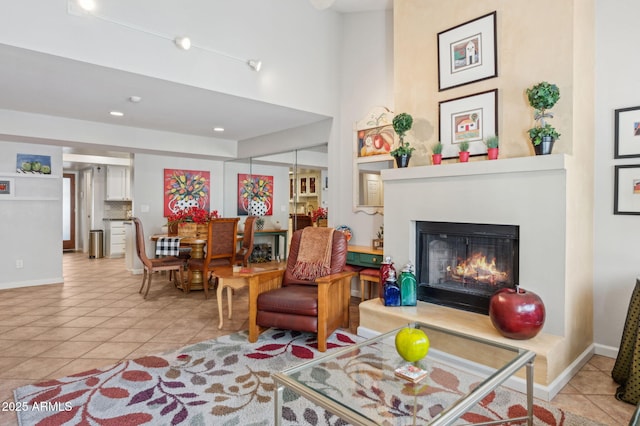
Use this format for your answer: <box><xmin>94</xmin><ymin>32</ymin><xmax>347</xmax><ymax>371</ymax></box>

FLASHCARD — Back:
<box><xmin>432</xmin><ymin>141</ymin><xmax>443</xmax><ymax>165</ymax></box>
<box><xmin>526</xmin><ymin>82</ymin><xmax>561</xmax><ymax>154</ymax></box>
<box><xmin>390</xmin><ymin>112</ymin><xmax>415</xmax><ymax>167</ymax></box>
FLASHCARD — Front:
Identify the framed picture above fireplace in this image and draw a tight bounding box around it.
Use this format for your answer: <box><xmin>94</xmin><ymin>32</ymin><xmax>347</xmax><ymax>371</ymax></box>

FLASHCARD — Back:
<box><xmin>437</xmin><ymin>11</ymin><xmax>497</xmax><ymax>91</ymax></box>
<box><xmin>614</xmin><ymin>164</ymin><xmax>640</xmax><ymax>215</ymax></box>
<box><xmin>439</xmin><ymin>89</ymin><xmax>497</xmax><ymax>159</ymax></box>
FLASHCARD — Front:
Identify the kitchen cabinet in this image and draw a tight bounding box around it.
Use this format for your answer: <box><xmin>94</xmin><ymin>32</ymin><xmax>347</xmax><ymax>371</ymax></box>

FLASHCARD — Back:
<box><xmin>106</xmin><ymin>166</ymin><xmax>131</xmax><ymax>201</ymax></box>
<box><xmin>105</xmin><ymin>220</ymin><xmax>127</xmax><ymax>258</ymax></box>
<box><xmin>289</xmin><ymin>172</ymin><xmax>319</xmax><ymax>200</ymax></box>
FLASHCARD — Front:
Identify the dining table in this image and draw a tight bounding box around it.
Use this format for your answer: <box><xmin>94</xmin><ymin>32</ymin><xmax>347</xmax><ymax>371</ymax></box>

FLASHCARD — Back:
<box><xmin>150</xmin><ymin>234</ymin><xmax>207</xmax><ymax>291</ymax></box>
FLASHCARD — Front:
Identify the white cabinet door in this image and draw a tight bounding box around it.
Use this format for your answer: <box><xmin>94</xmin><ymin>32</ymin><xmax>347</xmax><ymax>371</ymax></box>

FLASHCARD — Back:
<box><xmin>106</xmin><ymin>166</ymin><xmax>131</xmax><ymax>200</ymax></box>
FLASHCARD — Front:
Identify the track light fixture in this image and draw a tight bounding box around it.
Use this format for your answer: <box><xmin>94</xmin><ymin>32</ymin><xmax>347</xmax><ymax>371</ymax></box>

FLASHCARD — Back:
<box><xmin>69</xmin><ymin>0</ymin><xmax>261</xmax><ymax>72</ymax></box>
<box><xmin>174</xmin><ymin>36</ymin><xmax>191</xmax><ymax>51</ymax></box>
<box><xmin>247</xmin><ymin>59</ymin><xmax>262</xmax><ymax>72</ymax></box>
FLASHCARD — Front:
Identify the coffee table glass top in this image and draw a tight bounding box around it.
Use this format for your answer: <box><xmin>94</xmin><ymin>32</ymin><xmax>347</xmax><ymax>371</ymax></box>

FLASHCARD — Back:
<box><xmin>273</xmin><ymin>322</ymin><xmax>535</xmax><ymax>425</ymax></box>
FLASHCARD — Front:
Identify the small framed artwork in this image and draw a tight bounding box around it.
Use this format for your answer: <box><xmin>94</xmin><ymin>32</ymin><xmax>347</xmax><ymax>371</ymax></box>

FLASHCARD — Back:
<box><xmin>16</xmin><ymin>153</ymin><xmax>52</xmax><ymax>174</ymax></box>
<box><xmin>439</xmin><ymin>89</ymin><xmax>498</xmax><ymax>159</ymax></box>
<box><xmin>437</xmin><ymin>11</ymin><xmax>497</xmax><ymax>91</ymax></box>
<box><xmin>355</xmin><ymin>106</ymin><xmax>396</xmax><ymax>158</ymax></box>
<box><xmin>614</xmin><ymin>106</ymin><xmax>640</xmax><ymax>158</ymax></box>
<box><xmin>614</xmin><ymin>165</ymin><xmax>640</xmax><ymax>215</ymax></box>
<box><xmin>0</xmin><ymin>178</ymin><xmax>15</xmax><ymax>198</ymax></box>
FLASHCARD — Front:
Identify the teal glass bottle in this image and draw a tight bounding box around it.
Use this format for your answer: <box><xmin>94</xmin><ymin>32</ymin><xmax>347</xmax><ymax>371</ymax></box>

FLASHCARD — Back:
<box><xmin>383</xmin><ymin>269</ymin><xmax>401</xmax><ymax>306</ymax></box>
<box><xmin>400</xmin><ymin>262</ymin><xmax>417</xmax><ymax>306</ymax></box>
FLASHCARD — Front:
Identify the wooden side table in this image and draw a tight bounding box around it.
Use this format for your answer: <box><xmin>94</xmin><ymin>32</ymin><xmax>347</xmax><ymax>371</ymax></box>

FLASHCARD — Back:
<box><xmin>213</xmin><ymin>264</ymin><xmax>286</xmax><ymax>329</ymax></box>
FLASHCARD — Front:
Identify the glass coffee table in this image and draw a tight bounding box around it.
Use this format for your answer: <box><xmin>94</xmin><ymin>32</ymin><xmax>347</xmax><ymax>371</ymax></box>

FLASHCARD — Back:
<box><xmin>273</xmin><ymin>322</ymin><xmax>535</xmax><ymax>425</ymax></box>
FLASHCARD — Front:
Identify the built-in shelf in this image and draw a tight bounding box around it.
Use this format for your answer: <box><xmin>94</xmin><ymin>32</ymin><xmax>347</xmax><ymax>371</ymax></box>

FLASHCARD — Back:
<box><xmin>0</xmin><ymin>197</ymin><xmax>59</xmax><ymax>201</ymax></box>
<box><xmin>1</xmin><ymin>172</ymin><xmax>60</xmax><ymax>179</ymax></box>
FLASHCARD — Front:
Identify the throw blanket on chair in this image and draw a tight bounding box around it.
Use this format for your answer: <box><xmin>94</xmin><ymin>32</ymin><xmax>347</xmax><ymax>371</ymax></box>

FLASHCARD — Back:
<box><xmin>292</xmin><ymin>227</ymin><xmax>335</xmax><ymax>281</ymax></box>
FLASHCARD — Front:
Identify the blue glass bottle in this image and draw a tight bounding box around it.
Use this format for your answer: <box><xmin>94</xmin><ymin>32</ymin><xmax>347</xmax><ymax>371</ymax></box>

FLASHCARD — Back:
<box><xmin>383</xmin><ymin>269</ymin><xmax>401</xmax><ymax>306</ymax></box>
<box><xmin>400</xmin><ymin>262</ymin><xmax>417</xmax><ymax>306</ymax></box>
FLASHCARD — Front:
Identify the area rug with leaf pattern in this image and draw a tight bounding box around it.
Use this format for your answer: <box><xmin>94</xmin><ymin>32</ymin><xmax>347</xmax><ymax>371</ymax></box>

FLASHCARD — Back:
<box><xmin>14</xmin><ymin>328</ymin><xmax>603</xmax><ymax>425</ymax></box>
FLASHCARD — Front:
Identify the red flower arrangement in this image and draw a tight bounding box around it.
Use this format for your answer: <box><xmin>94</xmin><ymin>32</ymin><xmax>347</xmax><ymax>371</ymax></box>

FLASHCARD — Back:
<box><xmin>311</xmin><ymin>207</ymin><xmax>328</xmax><ymax>223</ymax></box>
<box><xmin>167</xmin><ymin>207</ymin><xmax>219</xmax><ymax>226</ymax></box>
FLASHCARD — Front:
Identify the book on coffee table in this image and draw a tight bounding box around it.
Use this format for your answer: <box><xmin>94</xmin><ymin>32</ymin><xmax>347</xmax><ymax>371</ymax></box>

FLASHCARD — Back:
<box><xmin>394</xmin><ymin>364</ymin><xmax>428</xmax><ymax>383</ymax></box>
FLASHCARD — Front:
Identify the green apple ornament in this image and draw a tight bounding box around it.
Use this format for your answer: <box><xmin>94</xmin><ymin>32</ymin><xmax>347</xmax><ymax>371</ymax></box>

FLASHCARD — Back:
<box><xmin>395</xmin><ymin>327</ymin><xmax>430</xmax><ymax>362</ymax></box>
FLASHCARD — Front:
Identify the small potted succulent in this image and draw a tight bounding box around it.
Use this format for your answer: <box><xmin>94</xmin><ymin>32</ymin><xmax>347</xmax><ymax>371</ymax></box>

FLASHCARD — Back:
<box><xmin>390</xmin><ymin>112</ymin><xmax>415</xmax><ymax>168</ymax></box>
<box><xmin>255</xmin><ymin>216</ymin><xmax>265</xmax><ymax>230</ymax></box>
<box><xmin>458</xmin><ymin>141</ymin><xmax>470</xmax><ymax>162</ymax></box>
<box><xmin>526</xmin><ymin>81</ymin><xmax>561</xmax><ymax>155</ymax></box>
<box><xmin>484</xmin><ymin>135</ymin><xmax>499</xmax><ymax>160</ymax></box>
<box><xmin>432</xmin><ymin>141</ymin><xmax>443</xmax><ymax>165</ymax></box>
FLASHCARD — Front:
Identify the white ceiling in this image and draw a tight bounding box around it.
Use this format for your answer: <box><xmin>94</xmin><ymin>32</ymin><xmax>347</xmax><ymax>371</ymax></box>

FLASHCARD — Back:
<box><xmin>0</xmin><ymin>0</ymin><xmax>392</xmax><ymax>166</ymax></box>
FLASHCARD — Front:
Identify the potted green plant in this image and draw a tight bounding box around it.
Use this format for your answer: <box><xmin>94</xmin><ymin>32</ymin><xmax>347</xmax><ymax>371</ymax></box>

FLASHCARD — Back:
<box><xmin>526</xmin><ymin>81</ymin><xmax>561</xmax><ymax>155</ymax></box>
<box><xmin>432</xmin><ymin>141</ymin><xmax>443</xmax><ymax>165</ymax></box>
<box><xmin>484</xmin><ymin>135</ymin><xmax>499</xmax><ymax>160</ymax></box>
<box><xmin>255</xmin><ymin>216</ymin><xmax>265</xmax><ymax>230</ymax></box>
<box><xmin>458</xmin><ymin>141</ymin><xmax>470</xmax><ymax>162</ymax></box>
<box><xmin>390</xmin><ymin>112</ymin><xmax>415</xmax><ymax>168</ymax></box>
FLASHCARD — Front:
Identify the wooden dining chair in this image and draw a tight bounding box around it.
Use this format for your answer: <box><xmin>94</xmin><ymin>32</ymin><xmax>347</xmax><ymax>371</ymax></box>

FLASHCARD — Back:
<box><xmin>235</xmin><ymin>216</ymin><xmax>257</xmax><ymax>267</ymax></box>
<box><xmin>187</xmin><ymin>217</ymin><xmax>239</xmax><ymax>299</ymax></box>
<box><xmin>132</xmin><ymin>217</ymin><xmax>185</xmax><ymax>299</ymax></box>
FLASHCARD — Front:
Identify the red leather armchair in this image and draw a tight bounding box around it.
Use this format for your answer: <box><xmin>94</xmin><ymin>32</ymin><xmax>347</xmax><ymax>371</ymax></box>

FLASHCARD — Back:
<box><xmin>248</xmin><ymin>228</ymin><xmax>356</xmax><ymax>352</ymax></box>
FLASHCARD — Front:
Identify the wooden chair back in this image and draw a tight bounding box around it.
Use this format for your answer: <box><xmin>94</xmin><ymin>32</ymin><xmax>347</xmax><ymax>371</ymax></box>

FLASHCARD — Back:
<box><xmin>132</xmin><ymin>217</ymin><xmax>151</xmax><ymax>267</ymax></box>
<box><xmin>291</xmin><ymin>214</ymin><xmax>312</xmax><ymax>232</ymax></box>
<box><xmin>204</xmin><ymin>217</ymin><xmax>240</xmax><ymax>266</ymax></box>
<box><xmin>236</xmin><ymin>216</ymin><xmax>257</xmax><ymax>266</ymax></box>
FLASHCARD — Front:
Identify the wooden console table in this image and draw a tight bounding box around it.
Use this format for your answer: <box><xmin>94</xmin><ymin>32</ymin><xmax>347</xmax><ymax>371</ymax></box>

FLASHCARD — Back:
<box><xmin>240</xmin><ymin>228</ymin><xmax>288</xmax><ymax>260</ymax></box>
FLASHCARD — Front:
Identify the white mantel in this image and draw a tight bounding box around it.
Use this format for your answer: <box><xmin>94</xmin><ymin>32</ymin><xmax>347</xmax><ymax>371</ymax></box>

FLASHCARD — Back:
<box><xmin>358</xmin><ymin>154</ymin><xmax>594</xmax><ymax>396</ymax></box>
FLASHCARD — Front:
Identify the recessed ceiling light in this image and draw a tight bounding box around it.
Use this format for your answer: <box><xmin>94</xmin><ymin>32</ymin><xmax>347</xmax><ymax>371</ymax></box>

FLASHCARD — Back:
<box><xmin>110</xmin><ymin>111</ymin><xmax>124</xmax><ymax>117</ymax></box>
<box><xmin>213</xmin><ymin>127</ymin><xmax>224</xmax><ymax>132</ymax></box>
<box><xmin>128</xmin><ymin>96</ymin><xmax>142</xmax><ymax>103</ymax></box>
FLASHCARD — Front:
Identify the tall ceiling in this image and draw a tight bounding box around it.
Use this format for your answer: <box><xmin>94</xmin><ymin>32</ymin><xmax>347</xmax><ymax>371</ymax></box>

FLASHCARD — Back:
<box><xmin>0</xmin><ymin>0</ymin><xmax>392</xmax><ymax>167</ymax></box>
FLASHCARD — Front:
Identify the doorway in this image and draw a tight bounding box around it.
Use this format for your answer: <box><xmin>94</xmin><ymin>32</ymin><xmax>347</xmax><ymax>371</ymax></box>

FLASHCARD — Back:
<box><xmin>63</xmin><ymin>173</ymin><xmax>76</xmax><ymax>251</ymax></box>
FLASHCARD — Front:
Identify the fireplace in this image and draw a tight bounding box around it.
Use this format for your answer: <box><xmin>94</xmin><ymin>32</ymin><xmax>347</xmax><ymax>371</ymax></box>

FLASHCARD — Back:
<box><xmin>416</xmin><ymin>221</ymin><xmax>519</xmax><ymax>315</ymax></box>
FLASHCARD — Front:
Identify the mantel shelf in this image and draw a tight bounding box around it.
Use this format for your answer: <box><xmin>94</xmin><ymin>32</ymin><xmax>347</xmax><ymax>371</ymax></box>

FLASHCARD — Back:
<box><xmin>382</xmin><ymin>154</ymin><xmax>568</xmax><ymax>182</ymax></box>
<box><xmin>0</xmin><ymin>172</ymin><xmax>60</xmax><ymax>179</ymax></box>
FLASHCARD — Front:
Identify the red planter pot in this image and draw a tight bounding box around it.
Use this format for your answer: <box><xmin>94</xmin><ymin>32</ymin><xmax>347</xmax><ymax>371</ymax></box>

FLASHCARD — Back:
<box><xmin>459</xmin><ymin>151</ymin><xmax>470</xmax><ymax>162</ymax></box>
<box><xmin>487</xmin><ymin>147</ymin><xmax>499</xmax><ymax>160</ymax></box>
<box><xmin>432</xmin><ymin>154</ymin><xmax>442</xmax><ymax>165</ymax></box>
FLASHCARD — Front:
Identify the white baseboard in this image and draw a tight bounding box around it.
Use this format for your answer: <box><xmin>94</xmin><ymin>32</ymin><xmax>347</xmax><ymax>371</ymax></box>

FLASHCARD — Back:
<box><xmin>0</xmin><ymin>277</ymin><xmax>63</xmax><ymax>290</ymax></box>
<box><xmin>356</xmin><ymin>326</ymin><xmax>597</xmax><ymax>402</ymax></box>
<box><xmin>594</xmin><ymin>343</ymin><xmax>619</xmax><ymax>359</ymax></box>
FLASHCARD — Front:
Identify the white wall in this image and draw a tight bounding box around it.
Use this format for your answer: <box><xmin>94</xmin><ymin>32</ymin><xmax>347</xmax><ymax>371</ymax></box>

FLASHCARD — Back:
<box><xmin>593</xmin><ymin>0</ymin><xmax>640</xmax><ymax>349</ymax></box>
<box><xmin>335</xmin><ymin>10</ymin><xmax>394</xmax><ymax>245</ymax></box>
<box><xmin>0</xmin><ymin>142</ymin><xmax>63</xmax><ymax>289</ymax></box>
<box><xmin>131</xmin><ymin>153</ymin><xmax>225</xmax><ymax>267</ymax></box>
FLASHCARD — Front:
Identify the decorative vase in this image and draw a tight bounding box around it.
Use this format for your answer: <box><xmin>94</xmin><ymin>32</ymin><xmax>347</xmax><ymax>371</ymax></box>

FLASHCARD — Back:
<box><xmin>256</xmin><ymin>220</ymin><xmax>264</xmax><ymax>230</ymax></box>
<box><xmin>432</xmin><ymin>154</ymin><xmax>442</xmax><ymax>165</ymax></box>
<box><xmin>459</xmin><ymin>151</ymin><xmax>470</xmax><ymax>162</ymax></box>
<box><xmin>534</xmin><ymin>136</ymin><xmax>555</xmax><ymax>155</ymax></box>
<box><xmin>248</xmin><ymin>199</ymin><xmax>270</xmax><ymax>216</ymax></box>
<box><xmin>489</xmin><ymin>286</ymin><xmax>546</xmax><ymax>340</ymax></box>
<box><xmin>394</xmin><ymin>154</ymin><xmax>411</xmax><ymax>168</ymax></box>
<box><xmin>168</xmin><ymin>223</ymin><xmax>178</xmax><ymax>236</ymax></box>
<box><xmin>487</xmin><ymin>147</ymin><xmax>499</xmax><ymax>160</ymax></box>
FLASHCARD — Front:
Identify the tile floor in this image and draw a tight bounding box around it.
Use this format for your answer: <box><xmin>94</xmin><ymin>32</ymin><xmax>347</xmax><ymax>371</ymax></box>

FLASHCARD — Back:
<box><xmin>0</xmin><ymin>252</ymin><xmax>634</xmax><ymax>425</ymax></box>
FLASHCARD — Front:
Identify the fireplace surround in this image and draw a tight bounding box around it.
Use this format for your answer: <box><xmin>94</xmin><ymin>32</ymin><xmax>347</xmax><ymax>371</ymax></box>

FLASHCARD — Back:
<box><xmin>357</xmin><ymin>154</ymin><xmax>594</xmax><ymax>399</ymax></box>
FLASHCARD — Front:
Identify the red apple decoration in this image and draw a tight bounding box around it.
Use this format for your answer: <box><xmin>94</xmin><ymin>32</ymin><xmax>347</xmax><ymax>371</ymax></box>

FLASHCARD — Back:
<box><xmin>489</xmin><ymin>286</ymin><xmax>546</xmax><ymax>340</ymax></box>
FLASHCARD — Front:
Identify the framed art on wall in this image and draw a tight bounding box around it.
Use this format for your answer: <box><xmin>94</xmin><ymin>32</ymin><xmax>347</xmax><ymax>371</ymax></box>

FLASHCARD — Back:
<box><xmin>437</xmin><ymin>11</ymin><xmax>497</xmax><ymax>91</ymax></box>
<box><xmin>0</xmin><ymin>178</ymin><xmax>15</xmax><ymax>198</ymax></box>
<box><xmin>163</xmin><ymin>169</ymin><xmax>210</xmax><ymax>216</ymax></box>
<box><xmin>614</xmin><ymin>164</ymin><xmax>640</xmax><ymax>215</ymax></box>
<box><xmin>237</xmin><ymin>173</ymin><xmax>273</xmax><ymax>216</ymax></box>
<box><xmin>438</xmin><ymin>89</ymin><xmax>497</xmax><ymax>159</ymax></box>
<box><xmin>614</xmin><ymin>106</ymin><xmax>640</xmax><ymax>158</ymax></box>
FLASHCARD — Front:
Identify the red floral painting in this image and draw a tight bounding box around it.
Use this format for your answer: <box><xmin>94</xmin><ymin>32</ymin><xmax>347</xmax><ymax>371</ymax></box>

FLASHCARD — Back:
<box><xmin>164</xmin><ymin>169</ymin><xmax>210</xmax><ymax>217</ymax></box>
<box><xmin>237</xmin><ymin>173</ymin><xmax>273</xmax><ymax>216</ymax></box>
